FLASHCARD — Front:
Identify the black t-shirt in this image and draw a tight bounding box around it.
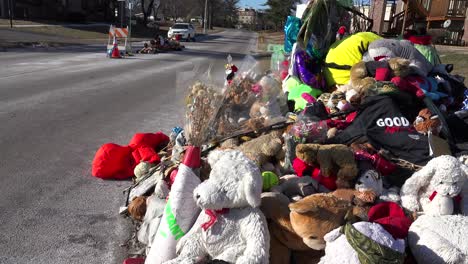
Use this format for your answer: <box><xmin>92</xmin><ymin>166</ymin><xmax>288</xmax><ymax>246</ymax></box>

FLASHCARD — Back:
<box><xmin>330</xmin><ymin>95</ymin><xmax>431</xmax><ymax>165</ymax></box>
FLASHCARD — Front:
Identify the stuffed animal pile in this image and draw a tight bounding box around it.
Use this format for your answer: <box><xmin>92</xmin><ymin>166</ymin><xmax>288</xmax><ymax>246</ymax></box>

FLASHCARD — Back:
<box><xmin>91</xmin><ymin>2</ymin><xmax>468</xmax><ymax>263</ymax></box>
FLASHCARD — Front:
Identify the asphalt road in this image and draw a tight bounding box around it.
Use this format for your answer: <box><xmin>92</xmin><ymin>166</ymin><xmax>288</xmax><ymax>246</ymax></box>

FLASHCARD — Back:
<box><xmin>0</xmin><ymin>29</ymin><xmax>257</xmax><ymax>264</ymax></box>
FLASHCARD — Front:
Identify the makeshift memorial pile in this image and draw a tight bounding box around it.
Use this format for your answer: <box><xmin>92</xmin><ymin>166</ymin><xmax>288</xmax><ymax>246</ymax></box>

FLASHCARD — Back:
<box><xmin>89</xmin><ymin>0</ymin><xmax>468</xmax><ymax>263</ymax></box>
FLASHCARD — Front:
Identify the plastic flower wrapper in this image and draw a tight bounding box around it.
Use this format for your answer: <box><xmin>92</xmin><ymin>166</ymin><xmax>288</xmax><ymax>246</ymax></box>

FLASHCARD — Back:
<box><xmin>211</xmin><ymin>56</ymin><xmax>288</xmax><ymax>140</ymax></box>
<box><xmin>178</xmin><ymin>64</ymin><xmax>225</xmax><ymax>146</ymax></box>
<box><xmin>147</xmin><ymin>66</ymin><xmax>224</xmax><ymax>264</ymax></box>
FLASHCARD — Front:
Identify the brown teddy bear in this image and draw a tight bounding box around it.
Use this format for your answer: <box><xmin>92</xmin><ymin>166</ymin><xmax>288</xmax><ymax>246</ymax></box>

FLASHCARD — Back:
<box><xmin>128</xmin><ymin>196</ymin><xmax>147</xmax><ymax>221</ymax></box>
<box><xmin>237</xmin><ymin>129</ymin><xmax>285</xmax><ymax>171</ymax></box>
<box><xmin>350</xmin><ymin>58</ymin><xmax>411</xmax><ymax>94</ymax></box>
<box><xmin>261</xmin><ymin>192</ymin><xmax>366</xmax><ymax>264</ymax></box>
<box><xmin>413</xmin><ymin>108</ymin><xmax>442</xmax><ymax>136</ymax></box>
<box><xmin>296</xmin><ymin>143</ymin><xmax>358</xmax><ymax>188</ymax></box>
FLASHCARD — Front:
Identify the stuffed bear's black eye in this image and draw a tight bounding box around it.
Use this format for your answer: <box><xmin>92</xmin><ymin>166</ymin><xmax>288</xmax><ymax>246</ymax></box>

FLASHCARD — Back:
<box><xmin>440</xmin><ymin>181</ymin><xmax>443</xmax><ymax>184</ymax></box>
<box><xmin>366</xmin><ymin>175</ymin><xmax>369</xmax><ymax>178</ymax></box>
<box><xmin>309</xmin><ymin>235</ymin><xmax>317</xmax><ymax>239</ymax></box>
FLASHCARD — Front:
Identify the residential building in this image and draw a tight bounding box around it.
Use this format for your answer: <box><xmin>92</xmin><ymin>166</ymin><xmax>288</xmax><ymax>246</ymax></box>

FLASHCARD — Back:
<box><xmin>237</xmin><ymin>7</ymin><xmax>256</xmax><ymax>28</ymax></box>
<box><xmin>369</xmin><ymin>0</ymin><xmax>468</xmax><ymax>45</ymax></box>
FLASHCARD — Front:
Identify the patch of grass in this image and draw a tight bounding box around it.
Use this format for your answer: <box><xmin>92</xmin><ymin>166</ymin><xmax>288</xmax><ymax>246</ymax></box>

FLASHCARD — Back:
<box><xmin>14</xmin><ymin>26</ymin><xmax>109</xmax><ymax>39</ymax></box>
<box><xmin>256</xmin><ymin>30</ymin><xmax>284</xmax><ymax>52</ymax></box>
<box><xmin>438</xmin><ymin>51</ymin><xmax>468</xmax><ymax>82</ymax></box>
<box><xmin>0</xmin><ymin>18</ymin><xmax>52</xmax><ymax>25</ymax></box>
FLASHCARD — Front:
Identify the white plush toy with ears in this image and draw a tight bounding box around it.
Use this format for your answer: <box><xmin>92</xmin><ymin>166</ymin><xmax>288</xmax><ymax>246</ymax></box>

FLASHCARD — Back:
<box><xmin>163</xmin><ymin>150</ymin><xmax>270</xmax><ymax>264</ymax></box>
<box><xmin>400</xmin><ymin>155</ymin><xmax>468</xmax><ymax>216</ymax></box>
<box><xmin>408</xmin><ymin>214</ymin><xmax>468</xmax><ymax>264</ymax></box>
<box><xmin>355</xmin><ymin>169</ymin><xmax>401</xmax><ymax>203</ymax></box>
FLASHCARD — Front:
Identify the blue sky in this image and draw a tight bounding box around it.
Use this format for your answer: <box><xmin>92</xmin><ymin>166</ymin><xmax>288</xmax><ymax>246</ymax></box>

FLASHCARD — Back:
<box><xmin>239</xmin><ymin>0</ymin><xmax>266</xmax><ymax>9</ymax></box>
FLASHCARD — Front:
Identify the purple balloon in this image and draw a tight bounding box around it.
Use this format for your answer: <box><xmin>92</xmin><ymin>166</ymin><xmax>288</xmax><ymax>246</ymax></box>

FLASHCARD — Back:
<box><xmin>294</xmin><ymin>49</ymin><xmax>325</xmax><ymax>90</ymax></box>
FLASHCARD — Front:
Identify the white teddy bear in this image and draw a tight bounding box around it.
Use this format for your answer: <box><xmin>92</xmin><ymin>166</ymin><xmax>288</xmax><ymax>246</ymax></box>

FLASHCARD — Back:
<box><xmin>355</xmin><ymin>169</ymin><xmax>401</xmax><ymax>203</ymax></box>
<box><xmin>408</xmin><ymin>214</ymin><xmax>468</xmax><ymax>264</ymax></box>
<box><xmin>319</xmin><ymin>222</ymin><xmax>406</xmax><ymax>264</ymax></box>
<box><xmin>400</xmin><ymin>155</ymin><xmax>468</xmax><ymax>216</ymax></box>
<box><xmin>163</xmin><ymin>149</ymin><xmax>270</xmax><ymax>264</ymax></box>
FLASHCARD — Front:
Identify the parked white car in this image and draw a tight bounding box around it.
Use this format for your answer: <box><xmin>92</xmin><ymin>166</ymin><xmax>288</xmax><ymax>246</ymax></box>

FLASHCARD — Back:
<box><xmin>167</xmin><ymin>23</ymin><xmax>196</xmax><ymax>41</ymax></box>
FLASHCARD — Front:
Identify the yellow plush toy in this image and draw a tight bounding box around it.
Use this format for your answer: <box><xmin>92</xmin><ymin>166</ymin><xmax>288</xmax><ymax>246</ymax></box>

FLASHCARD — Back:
<box><xmin>324</xmin><ymin>32</ymin><xmax>382</xmax><ymax>87</ymax></box>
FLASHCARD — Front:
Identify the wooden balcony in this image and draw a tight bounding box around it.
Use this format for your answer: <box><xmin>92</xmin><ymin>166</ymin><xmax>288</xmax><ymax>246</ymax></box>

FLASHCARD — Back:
<box><xmin>427</xmin><ymin>0</ymin><xmax>467</xmax><ymax>21</ymax></box>
<box><xmin>447</xmin><ymin>0</ymin><xmax>467</xmax><ymax>17</ymax></box>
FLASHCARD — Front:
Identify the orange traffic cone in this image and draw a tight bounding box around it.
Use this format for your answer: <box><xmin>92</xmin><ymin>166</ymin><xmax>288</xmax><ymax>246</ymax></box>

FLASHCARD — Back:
<box><xmin>111</xmin><ymin>36</ymin><xmax>121</xmax><ymax>59</ymax></box>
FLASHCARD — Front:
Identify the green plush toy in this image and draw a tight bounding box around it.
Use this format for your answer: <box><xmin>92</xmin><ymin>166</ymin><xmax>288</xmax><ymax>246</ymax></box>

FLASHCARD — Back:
<box><xmin>262</xmin><ymin>171</ymin><xmax>279</xmax><ymax>191</ymax></box>
<box><xmin>285</xmin><ymin>76</ymin><xmax>322</xmax><ymax>111</ymax></box>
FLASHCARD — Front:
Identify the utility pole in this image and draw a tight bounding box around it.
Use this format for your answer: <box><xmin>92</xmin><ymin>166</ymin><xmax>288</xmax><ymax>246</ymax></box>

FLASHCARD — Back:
<box><xmin>120</xmin><ymin>0</ymin><xmax>124</xmax><ymax>28</ymax></box>
<box><xmin>8</xmin><ymin>0</ymin><xmax>13</xmax><ymax>28</ymax></box>
<box><xmin>128</xmin><ymin>2</ymin><xmax>132</xmax><ymax>51</ymax></box>
<box><xmin>203</xmin><ymin>0</ymin><xmax>208</xmax><ymax>34</ymax></box>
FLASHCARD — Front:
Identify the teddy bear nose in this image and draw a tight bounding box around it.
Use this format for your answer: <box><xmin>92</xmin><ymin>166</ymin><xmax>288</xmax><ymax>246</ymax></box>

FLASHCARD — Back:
<box><xmin>357</xmin><ymin>180</ymin><xmax>362</xmax><ymax>184</ymax></box>
<box><xmin>195</xmin><ymin>194</ymin><xmax>200</xmax><ymax>199</ymax></box>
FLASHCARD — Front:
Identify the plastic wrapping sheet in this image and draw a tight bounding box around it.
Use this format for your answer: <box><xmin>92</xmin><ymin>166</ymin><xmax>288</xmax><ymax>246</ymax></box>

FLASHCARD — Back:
<box><xmin>288</xmin><ymin>114</ymin><xmax>328</xmax><ymax>144</ymax></box>
<box><xmin>176</xmin><ymin>66</ymin><xmax>225</xmax><ymax>146</ymax></box>
<box><xmin>210</xmin><ymin>56</ymin><xmax>288</xmax><ymax>140</ymax></box>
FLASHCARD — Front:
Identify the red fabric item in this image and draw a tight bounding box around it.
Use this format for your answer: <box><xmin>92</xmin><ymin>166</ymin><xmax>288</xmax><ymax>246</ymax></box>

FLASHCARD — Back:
<box><xmin>123</xmin><ymin>258</ymin><xmax>145</xmax><ymax>264</ymax></box>
<box><xmin>372</xmin><ymin>154</ymin><xmax>397</xmax><ymax>176</ymax></box>
<box><xmin>338</xmin><ymin>26</ymin><xmax>346</xmax><ymax>35</ymax></box>
<box><xmin>354</xmin><ymin>150</ymin><xmax>397</xmax><ymax>176</ymax></box>
<box><xmin>302</xmin><ymin>93</ymin><xmax>317</xmax><ymax>104</ymax></box>
<box><xmin>293</xmin><ymin>157</ymin><xmax>310</xmax><ymax>177</ymax></box>
<box><xmin>391</xmin><ymin>76</ymin><xmax>425</xmax><ymax>98</ymax></box>
<box><xmin>346</xmin><ymin>111</ymin><xmax>357</xmax><ymax>123</ymax></box>
<box><xmin>231</xmin><ymin>65</ymin><xmax>238</xmax><ymax>73</ymax></box>
<box><xmin>169</xmin><ymin>169</ymin><xmax>178</xmax><ymax>187</ymax></box>
<box><xmin>326</xmin><ymin>112</ymin><xmax>357</xmax><ymax>130</ymax></box>
<box><xmin>128</xmin><ymin>132</ymin><xmax>170</xmax><ymax>150</ymax></box>
<box><xmin>311</xmin><ymin>167</ymin><xmax>337</xmax><ymax>190</ymax></box>
<box><xmin>183</xmin><ymin>146</ymin><xmax>201</xmax><ymax>168</ymax></box>
<box><xmin>92</xmin><ymin>143</ymin><xmax>134</xmax><ymax>180</ymax></box>
<box><xmin>429</xmin><ymin>191</ymin><xmax>463</xmax><ymax>205</ymax></box>
<box><xmin>292</xmin><ymin>158</ymin><xmax>337</xmax><ymax>190</ymax></box>
<box><xmin>201</xmin><ymin>208</ymin><xmax>230</xmax><ymax>231</ymax></box>
<box><xmin>280</xmin><ymin>70</ymin><xmax>289</xmax><ymax>80</ymax></box>
<box><xmin>131</xmin><ymin>146</ymin><xmax>161</xmax><ymax>164</ymax></box>
<box><xmin>368</xmin><ymin>202</ymin><xmax>412</xmax><ymax>239</ymax></box>
<box><xmin>375</xmin><ymin>67</ymin><xmax>391</xmax><ymax>81</ymax></box>
<box><xmin>92</xmin><ymin>132</ymin><xmax>170</xmax><ymax>180</ymax></box>
<box><xmin>407</xmin><ymin>35</ymin><xmax>432</xmax><ymax>45</ymax></box>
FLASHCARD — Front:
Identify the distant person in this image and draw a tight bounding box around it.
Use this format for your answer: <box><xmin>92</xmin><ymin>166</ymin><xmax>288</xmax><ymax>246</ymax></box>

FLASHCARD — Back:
<box><xmin>138</xmin><ymin>43</ymin><xmax>152</xmax><ymax>54</ymax></box>
<box><xmin>154</xmin><ymin>35</ymin><xmax>165</xmax><ymax>47</ymax></box>
<box><xmin>336</xmin><ymin>26</ymin><xmax>348</xmax><ymax>40</ymax></box>
<box><xmin>149</xmin><ymin>40</ymin><xmax>159</xmax><ymax>53</ymax></box>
